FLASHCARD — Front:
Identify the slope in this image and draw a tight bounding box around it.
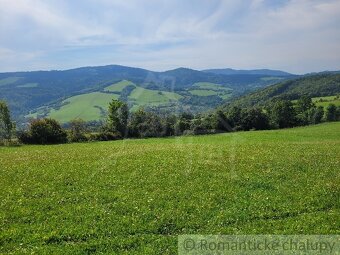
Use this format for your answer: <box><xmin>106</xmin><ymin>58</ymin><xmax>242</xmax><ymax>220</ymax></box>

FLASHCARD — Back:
<box><xmin>228</xmin><ymin>73</ymin><xmax>340</xmax><ymax>107</ymax></box>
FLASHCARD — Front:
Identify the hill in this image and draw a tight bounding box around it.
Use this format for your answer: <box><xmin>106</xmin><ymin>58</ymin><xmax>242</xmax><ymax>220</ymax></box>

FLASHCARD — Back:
<box><xmin>227</xmin><ymin>73</ymin><xmax>340</xmax><ymax>107</ymax></box>
<box><xmin>1</xmin><ymin>122</ymin><xmax>339</xmax><ymax>254</ymax></box>
<box><xmin>203</xmin><ymin>68</ymin><xmax>293</xmax><ymax>76</ymax></box>
<box><xmin>0</xmin><ymin>65</ymin><xmax>292</xmax><ymax>122</ymax></box>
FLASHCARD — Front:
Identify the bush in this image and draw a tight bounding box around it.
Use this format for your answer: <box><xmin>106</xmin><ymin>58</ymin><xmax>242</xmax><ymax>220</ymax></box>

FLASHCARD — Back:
<box><xmin>67</xmin><ymin>119</ymin><xmax>88</xmax><ymax>142</ymax></box>
<box><xmin>19</xmin><ymin>118</ymin><xmax>67</xmax><ymax>144</ymax></box>
<box><xmin>88</xmin><ymin>131</ymin><xmax>121</xmax><ymax>142</ymax></box>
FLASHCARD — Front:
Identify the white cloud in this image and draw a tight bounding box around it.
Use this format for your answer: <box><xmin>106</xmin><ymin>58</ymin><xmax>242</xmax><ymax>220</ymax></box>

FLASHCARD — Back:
<box><xmin>0</xmin><ymin>0</ymin><xmax>339</xmax><ymax>73</ymax></box>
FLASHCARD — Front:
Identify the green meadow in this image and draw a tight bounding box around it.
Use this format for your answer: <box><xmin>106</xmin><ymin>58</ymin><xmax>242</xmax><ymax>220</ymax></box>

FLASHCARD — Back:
<box><xmin>1</xmin><ymin>122</ymin><xmax>339</xmax><ymax>254</ymax></box>
<box><xmin>313</xmin><ymin>95</ymin><xmax>340</xmax><ymax>107</ymax></box>
<box><xmin>189</xmin><ymin>82</ymin><xmax>233</xmax><ymax>98</ymax></box>
<box><xmin>49</xmin><ymin>92</ymin><xmax>119</xmax><ymax>123</ymax></box>
<box><xmin>104</xmin><ymin>80</ymin><xmax>135</xmax><ymax>92</ymax></box>
<box><xmin>189</xmin><ymin>89</ymin><xmax>218</xmax><ymax>96</ymax></box>
<box><xmin>0</xmin><ymin>77</ymin><xmax>22</xmax><ymax>87</ymax></box>
<box><xmin>129</xmin><ymin>87</ymin><xmax>182</xmax><ymax>110</ymax></box>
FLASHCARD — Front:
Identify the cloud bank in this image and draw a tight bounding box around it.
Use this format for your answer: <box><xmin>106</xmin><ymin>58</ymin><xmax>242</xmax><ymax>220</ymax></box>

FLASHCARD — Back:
<box><xmin>0</xmin><ymin>0</ymin><xmax>339</xmax><ymax>73</ymax></box>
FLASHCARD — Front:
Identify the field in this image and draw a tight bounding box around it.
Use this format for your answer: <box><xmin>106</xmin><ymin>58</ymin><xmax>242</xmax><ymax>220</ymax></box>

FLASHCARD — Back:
<box><xmin>189</xmin><ymin>89</ymin><xmax>218</xmax><ymax>96</ymax></box>
<box><xmin>48</xmin><ymin>92</ymin><xmax>119</xmax><ymax>123</ymax></box>
<box><xmin>17</xmin><ymin>83</ymin><xmax>39</xmax><ymax>88</ymax></box>
<box><xmin>27</xmin><ymin>81</ymin><xmax>184</xmax><ymax>121</ymax></box>
<box><xmin>104</xmin><ymin>80</ymin><xmax>135</xmax><ymax>92</ymax></box>
<box><xmin>0</xmin><ymin>77</ymin><xmax>21</xmax><ymax>87</ymax></box>
<box><xmin>1</xmin><ymin>122</ymin><xmax>339</xmax><ymax>254</ymax></box>
<box><xmin>312</xmin><ymin>95</ymin><xmax>340</xmax><ymax>107</ymax></box>
<box><xmin>129</xmin><ymin>87</ymin><xmax>182</xmax><ymax>110</ymax></box>
<box><xmin>24</xmin><ymin>80</ymin><xmax>236</xmax><ymax>122</ymax></box>
<box><xmin>189</xmin><ymin>82</ymin><xmax>232</xmax><ymax>99</ymax></box>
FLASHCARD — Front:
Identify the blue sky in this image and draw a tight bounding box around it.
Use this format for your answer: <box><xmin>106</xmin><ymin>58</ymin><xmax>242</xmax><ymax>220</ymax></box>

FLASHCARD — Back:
<box><xmin>0</xmin><ymin>0</ymin><xmax>339</xmax><ymax>74</ymax></box>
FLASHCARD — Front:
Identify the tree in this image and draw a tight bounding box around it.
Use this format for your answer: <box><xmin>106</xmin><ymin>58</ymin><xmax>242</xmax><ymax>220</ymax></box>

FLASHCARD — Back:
<box><xmin>214</xmin><ymin>110</ymin><xmax>232</xmax><ymax>132</ymax></box>
<box><xmin>19</xmin><ymin>118</ymin><xmax>67</xmax><ymax>144</ymax></box>
<box><xmin>0</xmin><ymin>101</ymin><xmax>14</xmax><ymax>142</ymax></box>
<box><xmin>296</xmin><ymin>96</ymin><xmax>315</xmax><ymax>125</ymax></box>
<box><xmin>162</xmin><ymin>114</ymin><xmax>177</xmax><ymax>136</ymax></box>
<box><xmin>226</xmin><ymin>106</ymin><xmax>242</xmax><ymax>130</ymax></box>
<box><xmin>241</xmin><ymin>108</ymin><xmax>270</xmax><ymax>131</ymax></box>
<box><xmin>325</xmin><ymin>104</ymin><xmax>337</xmax><ymax>122</ymax></box>
<box><xmin>174</xmin><ymin>113</ymin><xmax>192</xmax><ymax>135</ymax></box>
<box><xmin>267</xmin><ymin>100</ymin><xmax>297</xmax><ymax>128</ymax></box>
<box><xmin>68</xmin><ymin>118</ymin><xmax>87</xmax><ymax>142</ymax></box>
<box><xmin>296</xmin><ymin>96</ymin><xmax>314</xmax><ymax>113</ymax></box>
<box><xmin>107</xmin><ymin>99</ymin><xmax>129</xmax><ymax>136</ymax></box>
<box><xmin>309</xmin><ymin>106</ymin><xmax>324</xmax><ymax>124</ymax></box>
<box><xmin>128</xmin><ymin>108</ymin><xmax>163</xmax><ymax>138</ymax></box>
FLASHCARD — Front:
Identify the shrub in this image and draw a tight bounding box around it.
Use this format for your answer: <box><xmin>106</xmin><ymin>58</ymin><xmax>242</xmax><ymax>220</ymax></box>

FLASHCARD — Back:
<box><xmin>19</xmin><ymin>118</ymin><xmax>67</xmax><ymax>144</ymax></box>
<box><xmin>325</xmin><ymin>104</ymin><xmax>337</xmax><ymax>122</ymax></box>
<box><xmin>88</xmin><ymin>131</ymin><xmax>121</xmax><ymax>142</ymax></box>
<box><xmin>67</xmin><ymin>119</ymin><xmax>88</xmax><ymax>142</ymax></box>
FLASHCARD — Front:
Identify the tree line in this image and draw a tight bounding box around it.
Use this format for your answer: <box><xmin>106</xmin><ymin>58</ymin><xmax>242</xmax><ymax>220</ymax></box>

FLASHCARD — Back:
<box><xmin>1</xmin><ymin>96</ymin><xmax>340</xmax><ymax>145</ymax></box>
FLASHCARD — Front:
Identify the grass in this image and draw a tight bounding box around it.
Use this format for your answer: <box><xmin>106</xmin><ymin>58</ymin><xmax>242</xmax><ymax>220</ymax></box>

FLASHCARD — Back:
<box><xmin>312</xmin><ymin>95</ymin><xmax>340</xmax><ymax>107</ymax></box>
<box><xmin>192</xmin><ymin>82</ymin><xmax>232</xmax><ymax>91</ymax></box>
<box><xmin>189</xmin><ymin>89</ymin><xmax>218</xmax><ymax>96</ymax></box>
<box><xmin>129</xmin><ymin>87</ymin><xmax>182</xmax><ymax>108</ymax></box>
<box><xmin>48</xmin><ymin>92</ymin><xmax>119</xmax><ymax>123</ymax></box>
<box><xmin>104</xmin><ymin>80</ymin><xmax>135</xmax><ymax>92</ymax></box>
<box><xmin>1</xmin><ymin>122</ymin><xmax>339</xmax><ymax>254</ymax></box>
<box><xmin>0</xmin><ymin>77</ymin><xmax>21</xmax><ymax>87</ymax></box>
<box><xmin>17</xmin><ymin>83</ymin><xmax>39</xmax><ymax>88</ymax></box>
<box><xmin>190</xmin><ymin>82</ymin><xmax>233</xmax><ymax>98</ymax></box>
<box><xmin>28</xmin><ymin>84</ymin><xmax>183</xmax><ymax>121</ymax></box>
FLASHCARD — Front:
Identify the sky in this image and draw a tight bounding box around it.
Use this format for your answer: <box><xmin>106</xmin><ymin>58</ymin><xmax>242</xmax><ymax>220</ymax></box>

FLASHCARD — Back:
<box><xmin>0</xmin><ymin>0</ymin><xmax>339</xmax><ymax>74</ymax></box>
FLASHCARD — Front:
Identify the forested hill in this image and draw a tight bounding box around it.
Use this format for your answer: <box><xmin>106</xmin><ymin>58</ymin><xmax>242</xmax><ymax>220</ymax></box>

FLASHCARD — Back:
<box><xmin>0</xmin><ymin>65</ymin><xmax>292</xmax><ymax>121</ymax></box>
<box><xmin>227</xmin><ymin>73</ymin><xmax>340</xmax><ymax>108</ymax></box>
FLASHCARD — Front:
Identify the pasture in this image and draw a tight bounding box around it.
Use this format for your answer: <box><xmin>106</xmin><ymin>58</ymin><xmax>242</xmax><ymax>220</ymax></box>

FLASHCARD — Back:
<box><xmin>313</xmin><ymin>95</ymin><xmax>340</xmax><ymax>107</ymax></box>
<box><xmin>1</xmin><ymin>122</ymin><xmax>339</xmax><ymax>254</ymax></box>
<box><xmin>48</xmin><ymin>92</ymin><xmax>119</xmax><ymax>123</ymax></box>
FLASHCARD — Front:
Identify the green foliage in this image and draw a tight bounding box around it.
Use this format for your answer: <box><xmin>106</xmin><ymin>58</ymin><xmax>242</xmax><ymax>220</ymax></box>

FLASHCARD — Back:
<box><xmin>106</xmin><ymin>100</ymin><xmax>129</xmax><ymax>136</ymax></box>
<box><xmin>67</xmin><ymin>119</ymin><xmax>88</xmax><ymax>142</ymax></box>
<box><xmin>0</xmin><ymin>65</ymin><xmax>290</xmax><ymax>121</ymax></box>
<box><xmin>266</xmin><ymin>100</ymin><xmax>297</xmax><ymax>128</ymax></box>
<box><xmin>325</xmin><ymin>104</ymin><xmax>338</xmax><ymax>122</ymax></box>
<box><xmin>309</xmin><ymin>106</ymin><xmax>324</xmax><ymax>124</ymax></box>
<box><xmin>128</xmin><ymin>108</ymin><xmax>164</xmax><ymax>138</ymax></box>
<box><xmin>240</xmin><ymin>108</ymin><xmax>270</xmax><ymax>131</ymax></box>
<box><xmin>229</xmin><ymin>73</ymin><xmax>340</xmax><ymax>108</ymax></box>
<box><xmin>1</xmin><ymin>123</ymin><xmax>339</xmax><ymax>254</ymax></box>
<box><xmin>0</xmin><ymin>100</ymin><xmax>14</xmax><ymax>141</ymax></box>
<box><xmin>19</xmin><ymin>118</ymin><xmax>67</xmax><ymax>144</ymax></box>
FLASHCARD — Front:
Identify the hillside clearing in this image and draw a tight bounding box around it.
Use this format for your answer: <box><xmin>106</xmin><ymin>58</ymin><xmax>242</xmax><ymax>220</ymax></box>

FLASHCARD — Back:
<box><xmin>104</xmin><ymin>80</ymin><xmax>136</xmax><ymax>92</ymax></box>
<box><xmin>48</xmin><ymin>92</ymin><xmax>119</xmax><ymax>123</ymax></box>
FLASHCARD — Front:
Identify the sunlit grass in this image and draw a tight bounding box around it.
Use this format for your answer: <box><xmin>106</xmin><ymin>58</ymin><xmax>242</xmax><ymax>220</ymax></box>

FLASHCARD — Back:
<box><xmin>1</xmin><ymin>122</ymin><xmax>339</xmax><ymax>254</ymax></box>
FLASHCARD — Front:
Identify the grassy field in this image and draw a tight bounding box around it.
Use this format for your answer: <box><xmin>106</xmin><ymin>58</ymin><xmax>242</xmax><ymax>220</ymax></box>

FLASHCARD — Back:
<box><xmin>1</xmin><ymin>122</ymin><xmax>339</xmax><ymax>254</ymax></box>
<box><xmin>0</xmin><ymin>77</ymin><xmax>21</xmax><ymax>87</ymax></box>
<box><xmin>104</xmin><ymin>80</ymin><xmax>135</xmax><ymax>92</ymax></box>
<box><xmin>48</xmin><ymin>92</ymin><xmax>119</xmax><ymax>123</ymax></box>
<box><xmin>17</xmin><ymin>83</ymin><xmax>39</xmax><ymax>88</ymax></box>
<box><xmin>189</xmin><ymin>89</ymin><xmax>218</xmax><ymax>96</ymax></box>
<box><xmin>129</xmin><ymin>87</ymin><xmax>182</xmax><ymax>110</ymax></box>
<box><xmin>192</xmin><ymin>82</ymin><xmax>232</xmax><ymax>91</ymax></box>
<box><xmin>41</xmin><ymin>82</ymin><xmax>183</xmax><ymax>119</ymax></box>
<box><xmin>312</xmin><ymin>95</ymin><xmax>340</xmax><ymax>107</ymax></box>
<box><xmin>190</xmin><ymin>82</ymin><xmax>232</xmax><ymax>99</ymax></box>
